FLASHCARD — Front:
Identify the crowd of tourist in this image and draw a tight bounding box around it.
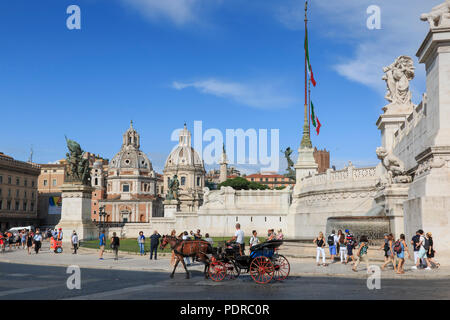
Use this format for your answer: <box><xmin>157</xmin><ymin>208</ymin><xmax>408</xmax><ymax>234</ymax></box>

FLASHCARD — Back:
<box><xmin>0</xmin><ymin>228</ymin><xmax>44</xmax><ymax>254</ymax></box>
<box><xmin>314</xmin><ymin>228</ymin><xmax>440</xmax><ymax>273</ymax></box>
<box><xmin>2</xmin><ymin>223</ymin><xmax>442</xmax><ymax>276</ymax></box>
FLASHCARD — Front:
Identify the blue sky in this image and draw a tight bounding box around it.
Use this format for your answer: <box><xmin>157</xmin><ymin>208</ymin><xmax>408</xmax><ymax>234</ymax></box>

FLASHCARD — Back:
<box><xmin>0</xmin><ymin>0</ymin><xmax>441</xmax><ymax>173</ymax></box>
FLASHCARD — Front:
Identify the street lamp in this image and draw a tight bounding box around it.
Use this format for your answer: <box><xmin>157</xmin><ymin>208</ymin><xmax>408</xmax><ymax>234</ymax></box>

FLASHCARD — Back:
<box><xmin>98</xmin><ymin>205</ymin><xmax>107</xmax><ymax>230</ymax></box>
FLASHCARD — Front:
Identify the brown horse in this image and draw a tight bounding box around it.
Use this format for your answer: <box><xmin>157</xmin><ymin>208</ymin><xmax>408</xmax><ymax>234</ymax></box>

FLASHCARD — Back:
<box><xmin>160</xmin><ymin>235</ymin><xmax>212</xmax><ymax>279</ymax></box>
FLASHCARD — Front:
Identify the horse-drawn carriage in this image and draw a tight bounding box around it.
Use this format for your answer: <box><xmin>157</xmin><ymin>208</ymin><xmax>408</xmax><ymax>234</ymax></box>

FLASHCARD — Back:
<box><xmin>208</xmin><ymin>240</ymin><xmax>290</xmax><ymax>284</ymax></box>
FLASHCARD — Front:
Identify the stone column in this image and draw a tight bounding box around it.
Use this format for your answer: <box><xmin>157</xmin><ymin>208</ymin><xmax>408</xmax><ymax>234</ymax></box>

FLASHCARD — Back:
<box><xmin>403</xmin><ymin>19</ymin><xmax>450</xmax><ymax>257</ymax></box>
<box><xmin>56</xmin><ymin>183</ymin><xmax>97</xmax><ymax>243</ymax></box>
<box><xmin>376</xmin><ymin>114</ymin><xmax>410</xmax><ymax>153</ymax></box>
<box><xmin>374</xmin><ymin>184</ymin><xmax>409</xmax><ymax>237</ymax></box>
<box><xmin>293</xmin><ymin>147</ymin><xmax>318</xmax><ymax>193</ymax></box>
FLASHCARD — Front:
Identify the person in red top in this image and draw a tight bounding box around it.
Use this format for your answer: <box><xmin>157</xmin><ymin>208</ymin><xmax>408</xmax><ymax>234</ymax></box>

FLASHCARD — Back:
<box><xmin>0</xmin><ymin>232</ymin><xmax>4</xmax><ymax>252</ymax></box>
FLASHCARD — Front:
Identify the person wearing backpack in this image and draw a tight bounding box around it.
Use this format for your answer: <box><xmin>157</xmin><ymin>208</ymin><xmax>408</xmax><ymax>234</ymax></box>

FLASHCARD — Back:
<box><xmin>327</xmin><ymin>230</ymin><xmax>338</xmax><ymax>263</ymax></box>
<box><xmin>380</xmin><ymin>233</ymin><xmax>390</xmax><ymax>264</ymax></box>
<box><xmin>425</xmin><ymin>232</ymin><xmax>440</xmax><ymax>268</ymax></box>
<box><xmin>313</xmin><ymin>232</ymin><xmax>327</xmax><ymax>266</ymax></box>
<box><xmin>344</xmin><ymin>229</ymin><xmax>356</xmax><ymax>264</ymax></box>
<box><xmin>381</xmin><ymin>233</ymin><xmax>396</xmax><ymax>272</ymax></box>
<box><xmin>411</xmin><ymin>231</ymin><xmax>423</xmax><ymax>268</ymax></box>
<box><xmin>352</xmin><ymin>235</ymin><xmax>369</xmax><ymax>272</ymax></box>
<box><xmin>393</xmin><ymin>234</ymin><xmax>410</xmax><ymax>274</ymax></box>
<box><xmin>411</xmin><ymin>229</ymin><xmax>431</xmax><ymax>270</ymax></box>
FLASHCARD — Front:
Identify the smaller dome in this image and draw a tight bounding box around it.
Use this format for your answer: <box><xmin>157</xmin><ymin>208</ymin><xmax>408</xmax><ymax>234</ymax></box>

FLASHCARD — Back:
<box><xmin>164</xmin><ymin>124</ymin><xmax>204</xmax><ymax>170</ymax></box>
<box><xmin>165</xmin><ymin>145</ymin><xmax>203</xmax><ymax>168</ymax></box>
<box><xmin>110</xmin><ymin>122</ymin><xmax>154</xmax><ymax>171</ymax></box>
<box><xmin>93</xmin><ymin>160</ymin><xmax>103</xmax><ymax>169</ymax></box>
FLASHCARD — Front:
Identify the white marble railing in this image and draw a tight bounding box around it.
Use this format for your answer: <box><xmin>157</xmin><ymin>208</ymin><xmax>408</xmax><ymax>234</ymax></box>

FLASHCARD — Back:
<box><xmin>392</xmin><ymin>99</ymin><xmax>426</xmax><ymax>149</ymax></box>
<box><xmin>301</xmin><ymin>165</ymin><xmax>377</xmax><ymax>187</ymax></box>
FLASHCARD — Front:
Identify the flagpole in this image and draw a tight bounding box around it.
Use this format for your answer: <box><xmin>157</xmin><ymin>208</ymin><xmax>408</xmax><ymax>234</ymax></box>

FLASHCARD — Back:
<box><xmin>308</xmin><ymin>77</ymin><xmax>311</xmax><ymax>139</ymax></box>
<box><xmin>304</xmin><ymin>0</ymin><xmax>308</xmax><ymax>124</ymax></box>
<box><xmin>300</xmin><ymin>0</ymin><xmax>312</xmax><ymax>149</ymax></box>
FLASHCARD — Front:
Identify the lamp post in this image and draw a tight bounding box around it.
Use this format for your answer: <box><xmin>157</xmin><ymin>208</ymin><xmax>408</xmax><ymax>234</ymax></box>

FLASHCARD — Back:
<box><xmin>98</xmin><ymin>205</ymin><xmax>107</xmax><ymax>231</ymax></box>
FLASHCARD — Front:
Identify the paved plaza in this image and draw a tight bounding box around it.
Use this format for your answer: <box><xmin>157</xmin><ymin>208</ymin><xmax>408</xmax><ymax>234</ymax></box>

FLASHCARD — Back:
<box><xmin>1</xmin><ymin>241</ymin><xmax>449</xmax><ymax>300</ymax></box>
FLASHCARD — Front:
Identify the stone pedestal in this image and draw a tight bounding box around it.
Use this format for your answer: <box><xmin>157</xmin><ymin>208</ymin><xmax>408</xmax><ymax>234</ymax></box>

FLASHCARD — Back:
<box><xmin>293</xmin><ymin>147</ymin><xmax>318</xmax><ymax>194</ymax></box>
<box><xmin>163</xmin><ymin>199</ymin><xmax>180</xmax><ymax>218</ymax></box>
<box><xmin>376</xmin><ymin>113</ymin><xmax>410</xmax><ymax>152</ymax></box>
<box><xmin>374</xmin><ymin>184</ymin><xmax>410</xmax><ymax>237</ymax></box>
<box><xmin>56</xmin><ymin>183</ymin><xmax>97</xmax><ymax>243</ymax></box>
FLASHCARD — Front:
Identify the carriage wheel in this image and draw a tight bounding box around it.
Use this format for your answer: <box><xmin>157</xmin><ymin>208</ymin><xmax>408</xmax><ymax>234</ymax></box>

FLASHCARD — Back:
<box><xmin>273</xmin><ymin>254</ymin><xmax>290</xmax><ymax>281</ymax></box>
<box><xmin>249</xmin><ymin>257</ymin><xmax>274</xmax><ymax>284</ymax></box>
<box><xmin>209</xmin><ymin>261</ymin><xmax>227</xmax><ymax>282</ymax></box>
<box><xmin>225</xmin><ymin>260</ymin><xmax>241</xmax><ymax>280</ymax></box>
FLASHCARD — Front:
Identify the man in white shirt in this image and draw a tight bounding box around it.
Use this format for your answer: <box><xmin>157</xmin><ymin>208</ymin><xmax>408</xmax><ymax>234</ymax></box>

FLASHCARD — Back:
<box><xmin>71</xmin><ymin>231</ymin><xmax>79</xmax><ymax>254</ymax></box>
<box><xmin>230</xmin><ymin>223</ymin><xmax>245</xmax><ymax>255</ymax></box>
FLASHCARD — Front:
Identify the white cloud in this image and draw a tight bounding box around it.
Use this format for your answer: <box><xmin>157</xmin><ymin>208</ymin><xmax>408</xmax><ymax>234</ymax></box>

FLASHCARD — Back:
<box><xmin>276</xmin><ymin>0</ymin><xmax>443</xmax><ymax>101</ymax></box>
<box><xmin>119</xmin><ymin>0</ymin><xmax>218</xmax><ymax>26</ymax></box>
<box><xmin>172</xmin><ymin>78</ymin><xmax>297</xmax><ymax>109</ymax></box>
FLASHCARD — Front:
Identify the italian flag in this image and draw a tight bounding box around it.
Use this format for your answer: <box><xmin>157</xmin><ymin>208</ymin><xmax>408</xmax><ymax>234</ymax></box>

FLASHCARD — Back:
<box><xmin>305</xmin><ymin>29</ymin><xmax>317</xmax><ymax>87</ymax></box>
<box><xmin>310</xmin><ymin>101</ymin><xmax>321</xmax><ymax>135</ymax></box>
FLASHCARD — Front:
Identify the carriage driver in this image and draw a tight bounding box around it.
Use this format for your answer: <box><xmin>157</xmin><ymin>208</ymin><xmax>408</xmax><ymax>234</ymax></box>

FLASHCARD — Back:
<box><xmin>229</xmin><ymin>223</ymin><xmax>245</xmax><ymax>256</ymax></box>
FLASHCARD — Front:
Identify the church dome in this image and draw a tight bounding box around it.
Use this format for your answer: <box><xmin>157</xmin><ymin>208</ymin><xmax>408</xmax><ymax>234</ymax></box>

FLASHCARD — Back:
<box><xmin>164</xmin><ymin>124</ymin><xmax>203</xmax><ymax>170</ymax></box>
<box><xmin>110</xmin><ymin>121</ymin><xmax>153</xmax><ymax>171</ymax></box>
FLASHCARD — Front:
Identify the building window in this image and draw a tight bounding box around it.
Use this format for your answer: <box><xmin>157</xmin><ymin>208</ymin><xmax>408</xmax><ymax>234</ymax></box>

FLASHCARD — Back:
<box><xmin>24</xmin><ymin>191</ymin><xmax>27</xmax><ymax>198</ymax></box>
<box><xmin>52</xmin><ymin>179</ymin><xmax>57</xmax><ymax>186</ymax></box>
<box><xmin>181</xmin><ymin>177</ymin><xmax>186</xmax><ymax>186</ymax></box>
<box><xmin>30</xmin><ymin>202</ymin><xmax>34</xmax><ymax>211</ymax></box>
<box><xmin>274</xmin><ymin>178</ymin><xmax>278</xmax><ymax>182</ymax></box>
<box><xmin>16</xmin><ymin>190</ymin><xmax>19</xmax><ymax>198</ymax></box>
<box><xmin>8</xmin><ymin>176</ymin><xmax>11</xmax><ymax>184</ymax></box>
<box><xmin>23</xmin><ymin>202</ymin><xmax>27</xmax><ymax>211</ymax></box>
<box><xmin>251</xmin><ymin>178</ymin><xmax>254</xmax><ymax>182</ymax></box>
<box><xmin>279</xmin><ymin>217</ymin><xmax>282</xmax><ymax>222</ymax></box>
<box><xmin>236</xmin><ymin>217</ymin><xmax>238</xmax><ymax>222</ymax></box>
<box><xmin>31</xmin><ymin>192</ymin><xmax>34</xmax><ymax>199</ymax></box>
<box><xmin>122</xmin><ymin>184</ymin><xmax>130</xmax><ymax>192</ymax></box>
<box><xmin>31</xmin><ymin>180</ymin><xmax>35</xmax><ymax>187</ymax></box>
<box><xmin>0</xmin><ymin>188</ymin><xmax>1</xmax><ymax>196</ymax></box>
<box><xmin>265</xmin><ymin>217</ymin><xmax>267</xmax><ymax>222</ymax></box>
<box><xmin>265</xmin><ymin>178</ymin><xmax>268</xmax><ymax>182</ymax></box>
<box><xmin>0</xmin><ymin>175</ymin><xmax>2</xmax><ymax>184</ymax></box>
<box><xmin>0</xmin><ymin>200</ymin><xmax>2</xmax><ymax>210</ymax></box>
<box><xmin>250</xmin><ymin>217</ymin><xmax>253</xmax><ymax>222</ymax></box>
<box><xmin>95</xmin><ymin>178</ymin><xmax>98</xmax><ymax>185</ymax></box>
<box><xmin>8</xmin><ymin>189</ymin><xmax>11</xmax><ymax>197</ymax></box>
<box><xmin>16</xmin><ymin>177</ymin><xmax>20</xmax><ymax>185</ymax></box>
<box><xmin>24</xmin><ymin>179</ymin><xmax>28</xmax><ymax>187</ymax></box>
<box><xmin>7</xmin><ymin>200</ymin><xmax>11</xmax><ymax>210</ymax></box>
<box><xmin>15</xmin><ymin>201</ymin><xmax>19</xmax><ymax>210</ymax></box>
<box><xmin>196</xmin><ymin>177</ymin><xmax>200</xmax><ymax>186</ymax></box>
<box><xmin>43</xmin><ymin>180</ymin><xmax>48</xmax><ymax>186</ymax></box>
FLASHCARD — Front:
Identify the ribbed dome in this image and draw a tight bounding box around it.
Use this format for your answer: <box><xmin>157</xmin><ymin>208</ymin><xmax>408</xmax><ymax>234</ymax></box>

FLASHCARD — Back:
<box><xmin>164</xmin><ymin>123</ymin><xmax>203</xmax><ymax>170</ymax></box>
<box><xmin>165</xmin><ymin>145</ymin><xmax>203</xmax><ymax>168</ymax></box>
<box><xmin>110</xmin><ymin>121</ymin><xmax>153</xmax><ymax>171</ymax></box>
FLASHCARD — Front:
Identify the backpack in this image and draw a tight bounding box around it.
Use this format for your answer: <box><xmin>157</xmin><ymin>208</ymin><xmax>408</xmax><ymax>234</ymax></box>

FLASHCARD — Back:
<box><xmin>384</xmin><ymin>241</ymin><xmax>390</xmax><ymax>252</ymax></box>
<box><xmin>393</xmin><ymin>240</ymin><xmax>402</xmax><ymax>254</ymax></box>
<box><xmin>424</xmin><ymin>238</ymin><xmax>430</xmax><ymax>251</ymax></box>
<box><xmin>327</xmin><ymin>235</ymin><xmax>335</xmax><ymax>246</ymax></box>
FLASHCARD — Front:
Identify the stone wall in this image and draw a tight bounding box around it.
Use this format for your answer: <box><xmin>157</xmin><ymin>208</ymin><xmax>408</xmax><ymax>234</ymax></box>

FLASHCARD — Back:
<box><xmin>288</xmin><ymin>165</ymin><xmax>381</xmax><ymax>239</ymax></box>
<box><xmin>198</xmin><ymin>187</ymin><xmax>291</xmax><ymax>237</ymax></box>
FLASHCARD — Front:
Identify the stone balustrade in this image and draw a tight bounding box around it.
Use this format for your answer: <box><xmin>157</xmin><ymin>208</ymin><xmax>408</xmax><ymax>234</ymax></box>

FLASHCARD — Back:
<box><xmin>300</xmin><ymin>165</ymin><xmax>378</xmax><ymax>188</ymax></box>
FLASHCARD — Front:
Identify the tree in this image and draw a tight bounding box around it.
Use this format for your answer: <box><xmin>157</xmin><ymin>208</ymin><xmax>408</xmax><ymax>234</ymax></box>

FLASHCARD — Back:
<box><xmin>218</xmin><ymin>177</ymin><xmax>269</xmax><ymax>190</ymax></box>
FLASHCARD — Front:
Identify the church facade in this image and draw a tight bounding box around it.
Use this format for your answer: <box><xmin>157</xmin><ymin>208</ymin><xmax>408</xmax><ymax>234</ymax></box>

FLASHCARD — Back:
<box><xmin>94</xmin><ymin>122</ymin><xmax>164</xmax><ymax>223</ymax></box>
